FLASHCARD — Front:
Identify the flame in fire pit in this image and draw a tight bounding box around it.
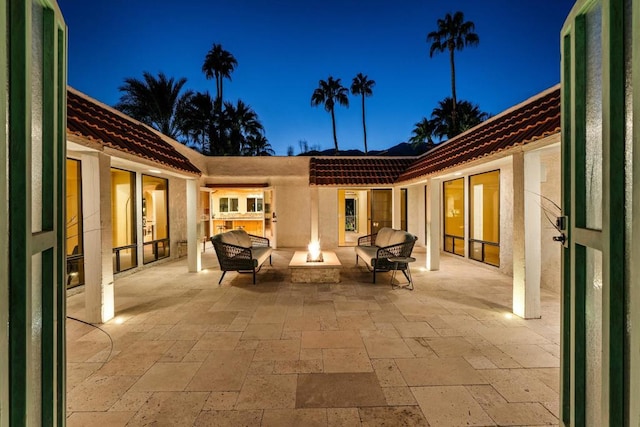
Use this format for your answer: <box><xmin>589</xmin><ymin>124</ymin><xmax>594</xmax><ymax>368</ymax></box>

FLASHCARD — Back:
<box><xmin>307</xmin><ymin>241</ymin><xmax>324</xmax><ymax>262</ymax></box>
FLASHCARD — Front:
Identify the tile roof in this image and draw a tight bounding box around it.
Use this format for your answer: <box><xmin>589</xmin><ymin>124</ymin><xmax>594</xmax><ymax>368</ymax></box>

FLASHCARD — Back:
<box><xmin>398</xmin><ymin>85</ymin><xmax>560</xmax><ymax>182</ymax></box>
<box><xmin>309</xmin><ymin>157</ymin><xmax>414</xmax><ymax>186</ymax></box>
<box><xmin>66</xmin><ymin>87</ymin><xmax>201</xmax><ymax>175</ymax></box>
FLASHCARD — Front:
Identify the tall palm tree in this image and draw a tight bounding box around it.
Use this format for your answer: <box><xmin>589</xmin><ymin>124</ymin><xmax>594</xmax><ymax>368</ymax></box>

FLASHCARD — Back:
<box><xmin>311</xmin><ymin>76</ymin><xmax>349</xmax><ymax>155</ymax></box>
<box><xmin>223</xmin><ymin>100</ymin><xmax>265</xmax><ymax>155</ymax></box>
<box><xmin>115</xmin><ymin>71</ymin><xmax>192</xmax><ymax>139</ymax></box>
<box><xmin>427</xmin><ymin>11</ymin><xmax>479</xmax><ymax>127</ymax></box>
<box><xmin>202</xmin><ymin>43</ymin><xmax>238</xmax><ymax>104</ymax></box>
<box><xmin>350</xmin><ymin>73</ymin><xmax>375</xmax><ymax>155</ymax></box>
<box><xmin>430</xmin><ymin>97</ymin><xmax>488</xmax><ymax>140</ymax></box>
<box><xmin>409</xmin><ymin>117</ymin><xmax>436</xmax><ymax>149</ymax></box>
<box><xmin>244</xmin><ymin>134</ymin><xmax>275</xmax><ymax>156</ymax></box>
<box><xmin>178</xmin><ymin>91</ymin><xmax>214</xmax><ymax>153</ymax></box>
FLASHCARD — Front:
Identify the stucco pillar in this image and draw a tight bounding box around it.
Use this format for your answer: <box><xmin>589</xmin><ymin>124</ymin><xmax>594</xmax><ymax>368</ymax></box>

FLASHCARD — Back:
<box><xmin>512</xmin><ymin>151</ymin><xmax>541</xmax><ymax>319</ymax></box>
<box><xmin>187</xmin><ymin>179</ymin><xmax>201</xmax><ymax>272</ymax></box>
<box><xmin>81</xmin><ymin>152</ymin><xmax>114</xmax><ymax>323</ymax></box>
<box><xmin>310</xmin><ymin>186</ymin><xmax>319</xmax><ymax>243</ymax></box>
<box><xmin>392</xmin><ymin>187</ymin><xmax>402</xmax><ymax>229</ymax></box>
<box><xmin>426</xmin><ymin>178</ymin><xmax>441</xmax><ymax>271</ymax></box>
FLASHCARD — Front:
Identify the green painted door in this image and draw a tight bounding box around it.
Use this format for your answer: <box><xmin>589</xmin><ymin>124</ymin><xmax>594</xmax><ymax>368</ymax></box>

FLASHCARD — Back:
<box><xmin>1</xmin><ymin>0</ymin><xmax>67</xmax><ymax>425</ymax></box>
<box><xmin>560</xmin><ymin>0</ymin><xmax>634</xmax><ymax>425</ymax></box>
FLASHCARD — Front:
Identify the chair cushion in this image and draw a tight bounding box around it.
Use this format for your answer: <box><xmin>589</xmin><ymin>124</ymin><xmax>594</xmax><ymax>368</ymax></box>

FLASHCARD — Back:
<box><xmin>355</xmin><ymin>245</ymin><xmax>379</xmax><ymax>267</ymax></box>
<box><xmin>374</xmin><ymin>227</ymin><xmax>394</xmax><ymax>247</ymax></box>
<box><xmin>220</xmin><ymin>229</ymin><xmax>252</xmax><ymax>248</ymax></box>
<box><xmin>388</xmin><ymin>230</ymin><xmax>413</xmax><ymax>247</ymax></box>
<box><xmin>251</xmin><ymin>247</ymin><xmax>273</xmax><ymax>267</ymax></box>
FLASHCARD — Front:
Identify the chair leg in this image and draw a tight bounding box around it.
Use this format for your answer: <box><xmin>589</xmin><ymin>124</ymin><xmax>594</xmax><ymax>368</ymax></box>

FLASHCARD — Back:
<box><xmin>218</xmin><ymin>270</ymin><xmax>226</xmax><ymax>285</ymax></box>
<box><xmin>373</xmin><ymin>268</ymin><xmax>376</xmax><ymax>284</ymax></box>
<box><xmin>355</xmin><ymin>255</ymin><xmax>359</xmax><ymax>266</ymax></box>
<box><xmin>253</xmin><ymin>269</ymin><xmax>256</xmax><ymax>285</ymax></box>
<box><xmin>269</xmin><ymin>255</ymin><xmax>272</xmax><ymax>266</ymax></box>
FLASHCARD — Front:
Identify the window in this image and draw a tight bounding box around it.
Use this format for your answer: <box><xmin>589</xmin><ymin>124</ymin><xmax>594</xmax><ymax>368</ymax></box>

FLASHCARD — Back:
<box><xmin>111</xmin><ymin>168</ymin><xmax>137</xmax><ymax>272</ymax></box>
<box><xmin>443</xmin><ymin>178</ymin><xmax>465</xmax><ymax>256</ymax></box>
<box><xmin>220</xmin><ymin>197</ymin><xmax>239</xmax><ymax>212</ymax></box>
<box><xmin>247</xmin><ymin>197</ymin><xmax>263</xmax><ymax>212</ymax></box>
<box><xmin>66</xmin><ymin>159</ymin><xmax>84</xmax><ymax>288</ymax></box>
<box><xmin>469</xmin><ymin>170</ymin><xmax>500</xmax><ymax>266</ymax></box>
<box><xmin>142</xmin><ymin>174</ymin><xmax>170</xmax><ymax>264</ymax></box>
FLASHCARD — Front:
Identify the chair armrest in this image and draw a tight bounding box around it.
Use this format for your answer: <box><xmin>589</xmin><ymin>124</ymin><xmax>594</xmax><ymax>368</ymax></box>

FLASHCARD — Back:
<box><xmin>376</xmin><ymin>236</ymin><xmax>418</xmax><ymax>259</ymax></box>
<box><xmin>249</xmin><ymin>234</ymin><xmax>270</xmax><ymax>247</ymax></box>
<box><xmin>357</xmin><ymin>233</ymin><xmax>377</xmax><ymax>246</ymax></box>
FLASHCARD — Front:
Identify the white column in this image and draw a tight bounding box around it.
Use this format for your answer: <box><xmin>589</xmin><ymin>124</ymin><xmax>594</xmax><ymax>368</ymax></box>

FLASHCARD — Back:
<box><xmin>81</xmin><ymin>152</ymin><xmax>114</xmax><ymax>323</ymax></box>
<box><xmin>310</xmin><ymin>186</ymin><xmax>319</xmax><ymax>243</ymax></box>
<box><xmin>187</xmin><ymin>179</ymin><xmax>201</xmax><ymax>272</ymax></box>
<box><xmin>512</xmin><ymin>151</ymin><xmax>541</xmax><ymax>319</ymax></box>
<box><xmin>426</xmin><ymin>178</ymin><xmax>441</xmax><ymax>271</ymax></box>
<box><xmin>392</xmin><ymin>187</ymin><xmax>402</xmax><ymax>229</ymax></box>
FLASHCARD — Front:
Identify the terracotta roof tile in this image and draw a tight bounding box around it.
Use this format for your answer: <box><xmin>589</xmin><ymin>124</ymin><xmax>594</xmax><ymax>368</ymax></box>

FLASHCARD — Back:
<box><xmin>309</xmin><ymin>157</ymin><xmax>414</xmax><ymax>186</ymax></box>
<box><xmin>398</xmin><ymin>85</ymin><xmax>560</xmax><ymax>182</ymax></box>
<box><xmin>66</xmin><ymin>87</ymin><xmax>201</xmax><ymax>175</ymax></box>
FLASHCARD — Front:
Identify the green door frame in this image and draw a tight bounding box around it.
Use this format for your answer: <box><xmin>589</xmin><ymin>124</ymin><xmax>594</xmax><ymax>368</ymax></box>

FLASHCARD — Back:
<box><xmin>3</xmin><ymin>0</ymin><xmax>67</xmax><ymax>425</ymax></box>
<box><xmin>560</xmin><ymin>0</ymin><xmax>627</xmax><ymax>425</ymax></box>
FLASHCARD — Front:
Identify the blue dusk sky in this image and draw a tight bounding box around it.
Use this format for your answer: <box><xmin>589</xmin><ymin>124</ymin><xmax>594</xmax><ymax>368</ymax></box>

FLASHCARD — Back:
<box><xmin>59</xmin><ymin>0</ymin><xmax>576</xmax><ymax>155</ymax></box>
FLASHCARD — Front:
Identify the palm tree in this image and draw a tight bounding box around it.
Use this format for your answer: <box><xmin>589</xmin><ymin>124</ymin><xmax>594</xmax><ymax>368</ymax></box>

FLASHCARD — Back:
<box><xmin>427</xmin><ymin>11</ymin><xmax>479</xmax><ymax>127</ymax></box>
<box><xmin>178</xmin><ymin>91</ymin><xmax>214</xmax><ymax>153</ymax></box>
<box><xmin>202</xmin><ymin>43</ymin><xmax>238</xmax><ymax>104</ymax></box>
<box><xmin>311</xmin><ymin>76</ymin><xmax>349</xmax><ymax>155</ymax></box>
<box><xmin>244</xmin><ymin>134</ymin><xmax>275</xmax><ymax>156</ymax></box>
<box><xmin>350</xmin><ymin>73</ymin><xmax>375</xmax><ymax>155</ymax></box>
<box><xmin>430</xmin><ymin>97</ymin><xmax>488</xmax><ymax>140</ymax></box>
<box><xmin>409</xmin><ymin>117</ymin><xmax>436</xmax><ymax>149</ymax></box>
<box><xmin>115</xmin><ymin>71</ymin><xmax>192</xmax><ymax>139</ymax></box>
<box><xmin>223</xmin><ymin>100</ymin><xmax>265</xmax><ymax>155</ymax></box>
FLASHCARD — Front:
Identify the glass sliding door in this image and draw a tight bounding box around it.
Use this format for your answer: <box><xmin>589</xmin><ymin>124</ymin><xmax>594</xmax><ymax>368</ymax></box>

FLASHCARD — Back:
<box><xmin>66</xmin><ymin>159</ymin><xmax>84</xmax><ymax>288</ymax></box>
<box><xmin>443</xmin><ymin>178</ymin><xmax>465</xmax><ymax>256</ymax></box>
<box><xmin>111</xmin><ymin>168</ymin><xmax>137</xmax><ymax>272</ymax></box>
<box><xmin>469</xmin><ymin>170</ymin><xmax>500</xmax><ymax>266</ymax></box>
<box><xmin>142</xmin><ymin>174</ymin><xmax>170</xmax><ymax>263</ymax></box>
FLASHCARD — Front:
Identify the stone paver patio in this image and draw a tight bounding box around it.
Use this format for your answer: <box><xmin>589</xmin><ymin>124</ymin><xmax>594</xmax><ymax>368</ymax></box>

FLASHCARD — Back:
<box><xmin>66</xmin><ymin>247</ymin><xmax>560</xmax><ymax>426</ymax></box>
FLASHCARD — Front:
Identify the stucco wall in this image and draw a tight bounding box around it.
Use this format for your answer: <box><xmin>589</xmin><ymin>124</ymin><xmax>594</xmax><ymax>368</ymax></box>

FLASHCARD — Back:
<box><xmin>539</xmin><ymin>147</ymin><xmax>561</xmax><ymax>293</ymax></box>
<box><xmin>500</xmin><ymin>161</ymin><xmax>514</xmax><ymax>276</ymax></box>
<box><xmin>169</xmin><ymin>177</ymin><xmax>188</xmax><ymax>257</ymax></box>
<box><xmin>318</xmin><ymin>187</ymin><xmax>339</xmax><ymax>248</ymax></box>
<box><xmin>407</xmin><ymin>184</ymin><xmax>426</xmax><ymax>247</ymax></box>
<box><xmin>275</xmin><ymin>185</ymin><xmax>312</xmax><ymax>247</ymax></box>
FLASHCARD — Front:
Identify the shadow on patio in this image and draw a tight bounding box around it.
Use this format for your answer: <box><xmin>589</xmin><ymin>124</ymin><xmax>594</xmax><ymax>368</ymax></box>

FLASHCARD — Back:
<box><xmin>66</xmin><ymin>247</ymin><xmax>560</xmax><ymax>426</ymax></box>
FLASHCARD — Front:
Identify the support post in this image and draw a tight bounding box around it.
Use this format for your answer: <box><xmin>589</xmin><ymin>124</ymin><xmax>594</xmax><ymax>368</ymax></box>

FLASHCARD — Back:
<box><xmin>81</xmin><ymin>152</ymin><xmax>114</xmax><ymax>323</ymax></box>
<box><xmin>310</xmin><ymin>186</ymin><xmax>319</xmax><ymax>243</ymax></box>
<box><xmin>512</xmin><ymin>151</ymin><xmax>541</xmax><ymax>319</ymax></box>
<box><xmin>426</xmin><ymin>178</ymin><xmax>441</xmax><ymax>271</ymax></box>
<box><xmin>392</xmin><ymin>187</ymin><xmax>402</xmax><ymax>229</ymax></box>
<box><xmin>187</xmin><ymin>179</ymin><xmax>201</xmax><ymax>272</ymax></box>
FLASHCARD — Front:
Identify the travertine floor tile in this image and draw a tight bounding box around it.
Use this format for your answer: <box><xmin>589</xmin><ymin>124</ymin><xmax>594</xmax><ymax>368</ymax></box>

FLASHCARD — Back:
<box><xmin>382</xmin><ymin>387</ymin><xmax>417</xmax><ymax>406</ymax></box>
<box><xmin>358</xmin><ymin>406</ymin><xmax>428</xmax><ymax>426</ymax></box>
<box><xmin>262</xmin><ymin>408</ymin><xmax>327</xmax><ymax>426</ymax></box>
<box><xmin>191</xmin><ymin>331</ymin><xmax>242</xmax><ymax>351</ymax></box>
<box><xmin>302</xmin><ymin>330</ymin><xmax>364</xmax><ymax>349</ymax></box>
<box><xmin>67</xmin><ymin>411</ymin><xmax>134</xmax><ymax>427</ymax></box>
<box><xmin>186</xmin><ymin>350</ymin><xmax>254</xmax><ymax>391</ymax></box>
<box><xmin>109</xmin><ymin>390</ymin><xmax>153</xmax><ymax>412</ymax></box>
<box><xmin>481</xmin><ymin>369</ymin><xmax>558</xmax><ymax>403</ymax></box>
<box><xmin>393</xmin><ymin>321</ymin><xmax>438</xmax><ymax>338</ymax></box>
<box><xmin>67</xmin><ymin>375</ymin><xmax>138</xmax><ymax>412</ymax></box>
<box><xmin>194</xmin><ymin>409</ymin><xmax>263</xmax><ymax>426</ymax></box>
<box><xmin>323</xmin><ymin>348</ymin><xmax>373</xmax><ymax>373</ymax></box>
<box><xmin>475</xmin><ymin>326</ymin><xmax>551</xmax><ymax>346</ymax></box>
<box><xmin>497</xmin><ymin>344</ymin><xmax>559</xmax><ymax>368</ymax></box>
<box><xmin>327</xmin><ymin>408</ymin><xmax>361</xmax><ymax>426</ymax></box>
<box><xmin>395</xmin><ymin>357</ymin><xmax>487</xmax><ymax>386</ymax></box>
<box><xmin>235</xmin><ymin>374</ymin><xmax>298</xmax><ymax>410</ymax></box>
<box><xmin>412</xmin><ymin>385</ymin><xmax>495</xmax><ymax>426</ymax></box>
<box><xmin>371</xmin><ymin>359</ymin><xmax>407</xmax><ymax>387</ymax></box>
<box><xmin>125</xmin><ymin>391</ymin><xmax>208</xmax><ymax>426</ymax></box>
<box><xmin>296</xmin><ymin>373</ymin><xmax>386</xmax><ymax>408</ymax></box>
<box><xmin>362</xmin><ymin>337</ymin><xmax>414</xmax><ymax>359</ymax></box>
<box><xmin>425</xmin><ymin>337</ymin><xmax>482</xmax><ymax>358</ymax></box>
<box><xmin>241</xmin><ymin>323</ymin><xmax>284</xmax><ymax>340</ymax></box>
<box><xmin>202</xmin><ymin>391</ymin><xmax>239</xmax><ymax>410</ymax></box>
<box><xmin>130</xmin><ymin>362</ymin><xmax>201</xmax><ymax>391</ymax></box>
<box><xmin>253</xmin><ymin>339</ymin><xmax>301</xmax><ymax>361</ymax></box>
<box><xmin>482</xmin><ymin>402</ymin><xmax>558</xmax><ymax>425</ymax></box>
